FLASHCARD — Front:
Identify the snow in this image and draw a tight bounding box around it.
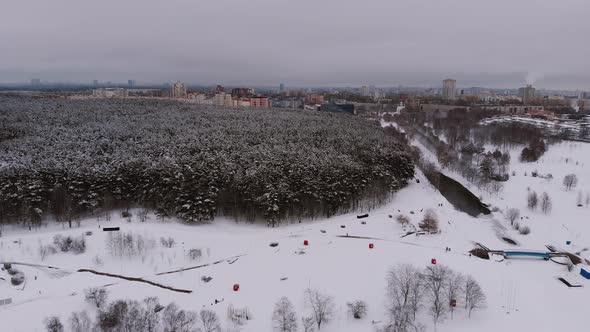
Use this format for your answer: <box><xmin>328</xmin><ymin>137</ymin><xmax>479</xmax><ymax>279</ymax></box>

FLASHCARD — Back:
<box><xmin>1</xmin><ymin>142</ymin><xmax>590</xmax><ymax>332</ymax></box>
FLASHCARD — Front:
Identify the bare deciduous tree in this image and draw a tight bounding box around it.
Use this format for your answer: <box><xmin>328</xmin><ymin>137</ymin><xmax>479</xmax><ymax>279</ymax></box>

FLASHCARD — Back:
<box><xmin>419</xmin><ymin>210</ymin><xmax>438</xmax><ymax>233</ymax></box>
<box><xmin>348</xmin><ymin>300</ymin><xmax>368</xmax><ymax>319</ymax></box>
<box><xmin>199</xmin><ymin>309</ymin><xmax>221</xmax><ymax>332</ymax></box>
<box><xmin>527</xmin><ymin>191</ymin><xmax>538</xmax><ymax>210</ymax></box>
<box><xmin>273</xmin><ymin>297</ymin><xmax>298</xmax><ymax>332</ymax></box>
<box><xmin>445</xmin><ymin>271</ymin><xmax>465</xmax><ymax>319</ymax></box>
<box><xmin>301</xmin><ymin>316</ymin><xmax>316</xmax><ymax>332</ymax></box>
<box><xmin>505</xmin><ymin>208</ymin><xmax>520</xmax><ymax>226</ymax></box>
<box><xmin>142</xmin><ymin>297</ymin><xmax>161</xmax><ymax>332</ymax></box>
<box><xmin>69</xmin><ymin>311</ymin><xmax>92</xmax><ymax>332</ymax></box>
<box><xmin>423</xmin><ymin>265</ymin><xmax>449</xmax><ymax>326</ymax></box>
<box><xmin>162</xmin><ymin>303</ymin><xmax>198</xmax><ymax>332</ymax></box>
<box><xmin>305</xmin><ymin>288</ymin><xmax>334</xmax><ymax>330</ymax></box>
<box><xmin>540</xmin><ymin>192</ymin><xmax>552</xmax><ymax>214</ymax></box>
<box><xmin>84</xmin><ymin>287</ymin><xmax>108</xmax><ymax>308</ymax></box>
<box><xmin>45</xmin><ymin>316</ymin><xmax>64</xmax><ymax>332</ymax></box>
<box><xmin>563</xmin><ymin>174</ymin><xmax>578</xmax><ymax>191</ymax></box>
<box><xmin>386</xmin><ymin>264</ymin><xmax>423</xmax><ymax>331</ymax></box>
<box><xmin>464</xmin><ymin>277</ymin><xmax>486</xmax><ymax>317</ymax></box>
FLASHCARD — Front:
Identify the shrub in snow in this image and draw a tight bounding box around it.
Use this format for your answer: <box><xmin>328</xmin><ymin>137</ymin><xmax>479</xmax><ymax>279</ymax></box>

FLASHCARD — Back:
<box><xmin>187</xmin><ymin>248</ymin><xmax>202</xmax><ymax>261</ymax></box>
<box><xmin>38</xmin><ymin>244</ymin><xmax>57</xmax><ymax>261</ymax></box>
<box><xmin>11</xmin><ymin>271</ymin><xmax>25</xmax><ymax>286</ymax></box>
<box><xmin>121</xmin><ymin>211</ymin><xmax>132</xmax><ymax>218</ymax></box>
<box><xmin>3</xmin><ymin>263</ymin><xmax>12</xmax><ymax>270</ymax></box>
<box><xmin>348</xmin><ymin>300</ymin><xmax>368</xmax><ymax>319</ymax></box>
<box><xmin>137</xmin><ymin>208</ymin><xmax>149</xmax><ymax>222</ymax></box>
<box><xmin>53</xmin><ymin>235</ymin><xmax>86</xmax><ymax>254</ymax></box>
<box><xmin>92</xmin><ymin>255</ymin><xmax>104</xmax><ymax>267</ymax></box>
<box><xmin>272</xmin><ymin>297</ymin><xmax>298</xmax><ymax>332</ymax></box>
<box><xmin>519</xmin><ymin>226</ymin><xmax>531</xmax><ymax>235</ymax></box>
<box><xmin>160</xmin><ymin>236</ymin><xmax>176</xmax><ymax>248</ymax></box>
<box><xmin>84</xmin><ymin>287</ymin><xmax>108</xmax><ymax>308</ymax></box>
<box><xmin>45</xmin><ymin>316</ymin><xmax>64</xmax><ymax>332</ymax></box>
<box><xmin>419</xmin><ymin>210</ymin><xmax>439</xmax><ymax>233</ymax></box>
<box><xmin>396</xmin><ymin>214</ymin><xmax>410</xmax><ymax>226</ymax></box>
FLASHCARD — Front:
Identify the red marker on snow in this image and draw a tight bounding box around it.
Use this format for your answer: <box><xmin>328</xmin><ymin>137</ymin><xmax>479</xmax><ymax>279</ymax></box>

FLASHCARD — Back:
<box><xmin>431</xmin><ymin>258</ymin><xmax>437</xmax><ymax>265</ymax></box>
<box><xmin>304</xmin><ymin>240</ymin><xmax>309</xmax><ymax>246</ymax></box>
<box><xmin>369</xmin><ymin>243</ymin><xmax>374</xmax><ymax>249</ymax></box>
<box><xmin>233</xmin><ymin>284</ymin><xmax>240</xmax><ymax>291</ymax></box>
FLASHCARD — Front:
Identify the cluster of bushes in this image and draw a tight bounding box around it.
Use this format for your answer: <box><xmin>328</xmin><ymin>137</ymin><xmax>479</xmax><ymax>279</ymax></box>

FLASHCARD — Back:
<box><xmin>0</xmin><ymin>97</ymin><xmax>414</xmax><ymax>226</ymax></box>
<box><xmin>47</xmin><ymin>292</ymin><xmax>222</xmax><ymax>332</ymax></box>
<box><xmin>2</xmin><ymin>263</ymin><xmax>26</xmax><ymax>286</ymax></box>
<box><xmin>53</xmin><ymin>234</ymin><xmax>86</xmax><ymax>254</ymax></box>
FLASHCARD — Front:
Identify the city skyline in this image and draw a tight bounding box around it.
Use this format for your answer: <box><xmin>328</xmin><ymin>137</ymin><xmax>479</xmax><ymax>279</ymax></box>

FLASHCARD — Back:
<box><xmin>1</xmin><ymin>0</ymin><xmax>590</xmax><ymax>90</ymax></box>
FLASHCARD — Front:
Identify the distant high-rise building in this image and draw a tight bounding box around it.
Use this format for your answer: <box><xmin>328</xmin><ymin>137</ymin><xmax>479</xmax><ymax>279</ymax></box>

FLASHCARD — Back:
<box><xmin>31</xmin><ymin>79</ymin><xmax>41</xmax><ymax>87</ymax></box>
<box><xmin>279</xmin><ymin>83</ymin><xmax>285</xmax><ymax>93</ymax></box>
<box><xmin>360</xmin><ymin>85</ymin><xmax>370</xmax><ymax>96</ymax></box>
<box><xmin>519</xmin><ymin>84</ymin><xmax>536</xmax><ymax>104</ymax></box>
<box><xmin>442</xmin><ymin>79</ymin><xmax>457</xmax><ymax>100</ymax></box>
<box><xmin>215</xmin><ymin>85</ymin><xmax>225</xmax><ymax>93</ymax></box>
<box><xmin>171</xmin><ymin>81</ymin><xmax>187</xmax><ymax>98</ymax></box>
<box><xmin>93</xmin><ymin>80</ymin><xmax>99</xmax><ymax>87</ymax></box>
<box><xmin>128</xmin><ymin>80</ymin><xmax>136</xmax><ymax>89</ymax></box>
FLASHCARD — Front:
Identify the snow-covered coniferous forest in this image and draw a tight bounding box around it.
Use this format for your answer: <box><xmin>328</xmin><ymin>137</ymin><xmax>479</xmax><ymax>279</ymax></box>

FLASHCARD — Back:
<box><xmin>0</xmin><ymin>97</ymin><xmax>414</xmax><ymax>226</ymax></box>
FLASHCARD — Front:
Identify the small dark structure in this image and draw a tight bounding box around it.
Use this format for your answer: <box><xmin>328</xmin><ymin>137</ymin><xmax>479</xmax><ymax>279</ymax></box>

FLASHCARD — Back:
<box><xmin>581</xmin><ymin>268</ymin><xmax>590</xmax><ymax>280</ymax></box>
<box><xmin>357</xmin><ymin>214</ymin><xmax>369</xmax><ymax>219</ymax></box>
<box><xmin>103</xmin><ymin>227</ymin><xmax>120</xmax><ymax>232</ymax></box>
<box><xmin>269</xmin><ymin>242</ymin><xmax>279</xmax><ymax>247</ymax></box>
<box><xmin>557</xmin><ymin>277</ymin><xmax>582</xmax><ymax>288</ymax></box>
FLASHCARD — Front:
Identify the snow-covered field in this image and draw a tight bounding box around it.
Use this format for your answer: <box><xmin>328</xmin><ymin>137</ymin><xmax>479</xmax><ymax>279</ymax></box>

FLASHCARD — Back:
<box><xmin>1</xmin><ymin>140</ymin><xmax>589</xmax><ymax>332</ymax></box>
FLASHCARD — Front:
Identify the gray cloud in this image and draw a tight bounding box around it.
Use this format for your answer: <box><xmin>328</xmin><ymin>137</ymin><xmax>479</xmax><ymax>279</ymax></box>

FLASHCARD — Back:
<box><xmin>1</xmin><ymin>0</ymin><xmax>589</xmax><ymax>89</ymax></box>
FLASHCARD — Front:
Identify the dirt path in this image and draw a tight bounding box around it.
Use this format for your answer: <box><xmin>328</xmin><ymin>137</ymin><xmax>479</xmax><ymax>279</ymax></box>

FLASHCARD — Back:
<box><xmin>77</xmin><ymin>269</ymin><xmax>192</xmax><ymax>294</ymax></box>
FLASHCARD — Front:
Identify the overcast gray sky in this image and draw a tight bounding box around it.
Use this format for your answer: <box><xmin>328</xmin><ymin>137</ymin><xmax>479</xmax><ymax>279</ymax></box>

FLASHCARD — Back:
<box><xmin>1</xmin><ymin>0</ymin><xmax>589</xmax><ymax>89</ymax></box>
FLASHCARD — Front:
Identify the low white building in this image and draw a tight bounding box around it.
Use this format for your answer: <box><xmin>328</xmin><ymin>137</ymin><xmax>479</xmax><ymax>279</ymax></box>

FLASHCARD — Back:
<box><xmin>92</xmin><ymin>88</ymin><xmax>128</xmax><ymax>98</ymax></box>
